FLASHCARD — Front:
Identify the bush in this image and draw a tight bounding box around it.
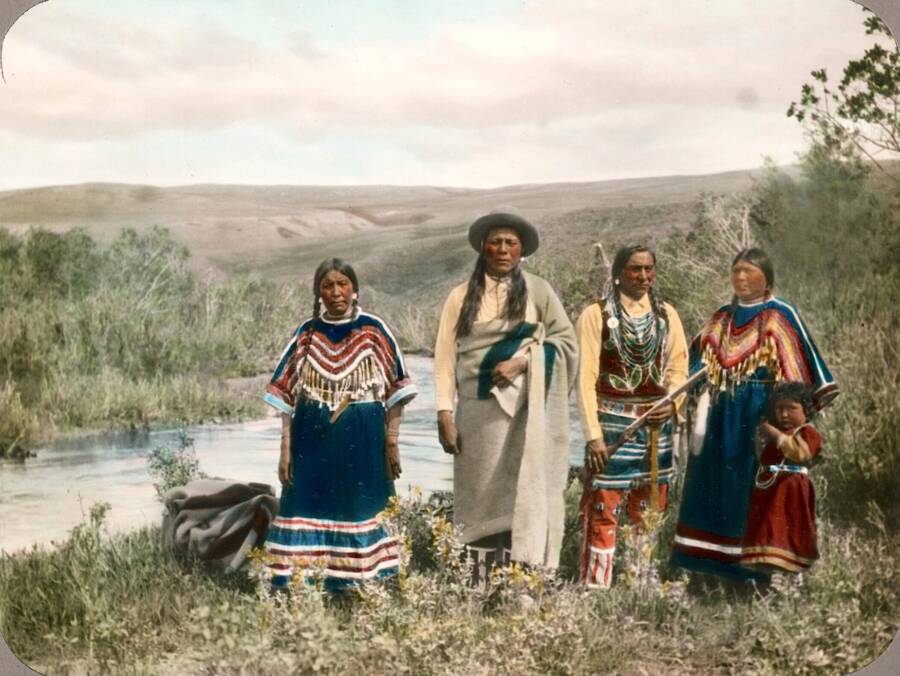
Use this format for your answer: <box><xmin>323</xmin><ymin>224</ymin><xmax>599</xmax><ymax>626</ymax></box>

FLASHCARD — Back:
<box><xmin>147</xmin><ymin>431</ymin><xmax>207</xmax><ymax>499</ymax></box>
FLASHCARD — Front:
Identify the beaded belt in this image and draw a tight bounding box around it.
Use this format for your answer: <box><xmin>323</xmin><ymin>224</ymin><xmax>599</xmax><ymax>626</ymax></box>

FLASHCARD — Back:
<box><xmin>298</xmin><ymin>390</ymin><xmax>379</xmax><ymax>406</ymax></box>
<box><xmin>765</xmin><ymin>464</ymin><xmax>808</xmax><ymax>475</ymax></box>
<box><xmin>755</xmin><ymin>463</ymin><xmax>808</xmax><ymax>489</ymax></box>
<box><xmin>599</xmin><ymin>398</ymin><xmax>660</xmax><ymax>419</ymax></box>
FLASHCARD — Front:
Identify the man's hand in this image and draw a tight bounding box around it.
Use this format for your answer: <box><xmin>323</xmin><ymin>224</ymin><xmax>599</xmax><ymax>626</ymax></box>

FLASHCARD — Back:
<box><xmin>585</xmin><ymin>437</ymin><xmax>609</xmax><ymax>475</ymax></box>
<box><xmin>491</xmin><ymin>356</ymin><xmax>528</xmax><ymax>388</ymax></box>
<box><xmin>646</xmin><ymin>401</ymin><xmax>675</xmax><ymax>425</ymax></box>
<box><xmin>437</xmin><ymin>410</ymin><xmax>461</xmax><ymax>455</ymax></box>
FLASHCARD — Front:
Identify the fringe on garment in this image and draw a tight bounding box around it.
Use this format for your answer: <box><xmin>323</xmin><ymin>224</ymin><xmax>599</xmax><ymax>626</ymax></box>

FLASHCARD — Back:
<box><xmin>701</xmin><ymin>334</ymin><xmax>783</xmax><ymax>394</ymax></box>
<box><xmin>293</xmin><ymin>355</ymin><xmax>387</xmax><ymax>411</ymax></box>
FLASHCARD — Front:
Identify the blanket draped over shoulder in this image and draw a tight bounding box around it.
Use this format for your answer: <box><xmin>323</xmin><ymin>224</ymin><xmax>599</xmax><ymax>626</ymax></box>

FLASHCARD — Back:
<box><xmin>163</xmin><ymin>479</ymin><xmax>279</xmax><ymax>570</ymax></box>
<box><xmin>454</xmin><ymin>271</ymin><xmax>577</xmax><ymax>568</ymax></box>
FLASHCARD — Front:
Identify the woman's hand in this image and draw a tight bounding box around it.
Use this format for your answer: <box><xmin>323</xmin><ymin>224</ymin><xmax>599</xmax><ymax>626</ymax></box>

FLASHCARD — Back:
<box><xmin>646</xmin><ymin>401</ymin><xmax>675</xmax><ymax>425</ymax></box>
<box><xmin>278</xmin><ymin>436</ymin><xmax>293</xmax><ymax>485</ymax></box>
<box><xmin>384</xmin><ymin>404</ymin><xmax>404</xmax><ymax>478</ymax></box>
<box><xmin>437</xmin><ymin>410</ymin><xmax>461</xmax><ymax>455</ymax></box>
<box><xmin>491</xmin><ymin>356</ymin><xmax>528</xmax><ymax>388</ymax></box>
<box><xmin>385</xmin><ymin>436</ymin><xmax>402</xmax><ymax>480</ymax></box>
<box><xmin>278</xmin><ymin>413</ymin><xmax>292</xmax><ymax>485</ymax></box>
<box><xmin>585</xmin><ymin>437</ymin><xmax>609</xmax><ymax>475</ymax></box>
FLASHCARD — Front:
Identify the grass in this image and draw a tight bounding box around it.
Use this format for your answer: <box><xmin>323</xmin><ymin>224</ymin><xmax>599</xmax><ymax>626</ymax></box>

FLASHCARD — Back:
<box><xmin>0</xmin><ymin>491</ymin><xmax>895</xmax><ymax>675</ymax></box>
<box><xmin>39</xmin><ymin>372</ymin><xmax>265</xmax><ymax>430</ymax></box>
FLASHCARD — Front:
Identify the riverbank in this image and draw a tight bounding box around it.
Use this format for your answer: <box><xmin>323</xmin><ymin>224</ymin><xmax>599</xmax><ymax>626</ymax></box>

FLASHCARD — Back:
<box><xmin>0</xmin><ymin>355</ymin><xmax>452</xmax><ymax>555</ymax></box>
<box><xmin>1</xmin><ymin>492</ymin><xmax>896</xmax><ymax>675</ymax></box>
<box><xmin>0</xmin><ymin>373</ymin><xmax>267</xmax><ymax>466</ymax></box>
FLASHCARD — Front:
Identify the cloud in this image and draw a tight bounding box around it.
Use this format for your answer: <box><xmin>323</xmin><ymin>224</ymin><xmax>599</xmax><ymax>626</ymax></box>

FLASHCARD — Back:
<box><xmin>0</xmin><ymin>0</ymin><xmax>879</xmax><ymax>187</ymax></box>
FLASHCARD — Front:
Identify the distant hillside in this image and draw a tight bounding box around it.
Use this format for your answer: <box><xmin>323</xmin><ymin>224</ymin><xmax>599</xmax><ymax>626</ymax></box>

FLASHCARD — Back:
<box><xmin>0</xmin><ymin>169</ymin><xmax>772</xmax><ymax>299</ymax></box>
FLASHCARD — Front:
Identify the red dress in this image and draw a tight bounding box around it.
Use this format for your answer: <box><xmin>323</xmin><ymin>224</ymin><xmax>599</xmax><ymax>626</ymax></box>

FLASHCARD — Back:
<box><xmin>741</xmin><ymin>424</ymin><xmax>821</xmax><ymax>573</ymax></box>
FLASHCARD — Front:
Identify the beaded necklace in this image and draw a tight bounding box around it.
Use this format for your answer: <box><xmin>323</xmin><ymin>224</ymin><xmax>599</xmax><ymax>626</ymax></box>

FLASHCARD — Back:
<box><xmin>604</xmin><ymin>292</ymin><xmax>668</xmax><ymax>380</ymax></box>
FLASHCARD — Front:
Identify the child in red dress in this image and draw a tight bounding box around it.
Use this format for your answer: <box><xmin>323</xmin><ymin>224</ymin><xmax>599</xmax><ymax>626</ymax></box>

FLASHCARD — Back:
<box><xmin>741</xmin><ymin>382</ymin><xmax>822</xmax><ymax>573</ymax></box>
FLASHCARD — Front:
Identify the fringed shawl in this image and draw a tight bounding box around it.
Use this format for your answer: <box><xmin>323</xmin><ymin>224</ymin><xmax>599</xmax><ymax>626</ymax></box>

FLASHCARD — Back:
<box><xmin>265</xmin><ymin>311</ymin><xmax>417</xmax><ymax>415</ymax></box>
<box><xmin>693</xmin><ymin>297</ymin><xmax>838</xmax><ymax>409</ymax></box>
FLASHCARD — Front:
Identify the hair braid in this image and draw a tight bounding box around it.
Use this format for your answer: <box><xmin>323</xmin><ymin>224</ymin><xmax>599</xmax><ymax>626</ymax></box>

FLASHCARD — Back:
<box><xmin>455</xmin><ymin>257</ymin><xmax>488</xmax><ymax>339</ymax></box>
<box><xmin>613</xmin><ymin>285</ymin><xmax>625</xmax><ymax>319</ymax></box>
<box><xmin>506</xmin><ymin>265</ymin><xmax>527</xmax><ymax>323</ymax></box>
<box><xmin>648</xmin><ymin>285</ymin><xmax>668</xmax><ymax>324</ymax></box>
<box><xmin>306</xmin><ymin>296</ymin><xmax>322</xmax><ymax>352</ymax></box>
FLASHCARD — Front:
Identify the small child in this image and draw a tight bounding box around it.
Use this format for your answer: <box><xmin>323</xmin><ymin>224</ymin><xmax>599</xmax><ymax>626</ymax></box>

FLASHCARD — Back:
<box><xmin>741</xmin><ymin>382</ymin><xmax>822</xmax><ymax>574</ymax></box>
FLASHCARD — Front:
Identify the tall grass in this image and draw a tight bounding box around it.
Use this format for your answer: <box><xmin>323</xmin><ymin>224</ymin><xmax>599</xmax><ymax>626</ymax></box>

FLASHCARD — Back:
<box><xmin>748</xmin><ymin>156</ymin><xmax>900</xmax><ymax>528</ymax></box>
<box><xmin>0</xmin><ymin>382</ymin><xmax>37</xmax><ymax>459</ymax></box>
<box><xmin>0</xmin><ymin>227</ymin><xmax>302</xmax><ymax>455</ymax></box>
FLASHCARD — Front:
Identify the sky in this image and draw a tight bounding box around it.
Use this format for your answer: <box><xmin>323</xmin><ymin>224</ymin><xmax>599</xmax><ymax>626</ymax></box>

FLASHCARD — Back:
<box><xmin>0</xmin><ymin>0</ymin><xmax>885</xmax><ymax>190</ymax></box>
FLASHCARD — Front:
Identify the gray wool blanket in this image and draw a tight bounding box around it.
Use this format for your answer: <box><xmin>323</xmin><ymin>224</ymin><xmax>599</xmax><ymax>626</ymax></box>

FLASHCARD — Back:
<box><xmin>453</xmin><ymin>271</ymin><xmax>577</xmax><ymax>568</ymax></box>
<box><xmin>162</xmin><ymin>479</ymin><xmax>279</xmax><ymax>570</ymax></box>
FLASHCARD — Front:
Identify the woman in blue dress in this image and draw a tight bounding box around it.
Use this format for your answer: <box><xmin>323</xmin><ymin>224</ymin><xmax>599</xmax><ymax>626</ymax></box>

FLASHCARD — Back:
<box><xmin>671</xmin><ymin>248</ymin><xmax>838</xmax><ymax>581</ymax></box>
<box><xmin>262</xmin><ymin>259</ymin><xmax>417</xmax><ymax>591</ymax></box>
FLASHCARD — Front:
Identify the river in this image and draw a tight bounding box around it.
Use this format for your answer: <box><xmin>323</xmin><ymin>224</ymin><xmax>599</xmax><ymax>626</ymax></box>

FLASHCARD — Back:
<box><xmin>0</xmin><ymin>356</ymin><xmax>585</xmax><ymax>554</ymax></box>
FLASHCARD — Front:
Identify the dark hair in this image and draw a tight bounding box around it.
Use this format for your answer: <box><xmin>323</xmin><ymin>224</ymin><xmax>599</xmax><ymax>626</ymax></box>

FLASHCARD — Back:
<box><xmin>768</xmin><ymin>381</ymin><xmax>816</xmax><ymax>422</ymax></box>
<box><xmin>311</xmin><ymin>258</ymin><xmax>359</xmax><ymax>321</ymax></box>
<box><xmin>731</xmin><ymin>247</ymin><xmax>775</xmax><ymax>289</ymax></box>
<box><xmin>455</xmin><ymin>232</ymin><xmax>527</xmax><ymax>339</ymax></box>
<box><xmin>609</xmin><ymin>244</ymin><xmax>667</xmax><ymax>323</ymax></box>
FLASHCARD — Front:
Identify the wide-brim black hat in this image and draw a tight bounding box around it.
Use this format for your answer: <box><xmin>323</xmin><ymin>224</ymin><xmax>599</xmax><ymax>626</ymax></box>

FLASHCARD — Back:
<box><xmin>467</xmin><ymin>212</ymin><xmax>539</xmax><ymax>257</ymax></box>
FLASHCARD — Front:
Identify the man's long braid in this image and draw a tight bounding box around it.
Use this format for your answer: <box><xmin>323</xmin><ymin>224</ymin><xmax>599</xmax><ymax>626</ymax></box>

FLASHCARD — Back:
<box><xmin>506</xmin><ymin>265</ymin><xmax>527</xmax><ymax>323</ymax></box>
<box><xmin>610</xmin><ymin>282</ymin><xmax>666</xmax><ymax>325</ymax></box>
<box><xmin>648</xmin><ymin>285</ymin><xmax>668</xmax><ymax>325</ymax></box>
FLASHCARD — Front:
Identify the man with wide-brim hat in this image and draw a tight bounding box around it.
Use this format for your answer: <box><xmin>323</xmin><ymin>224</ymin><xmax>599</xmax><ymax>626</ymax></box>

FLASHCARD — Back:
<box><xmin>466</xmin><ymin>212</ymin><xmax>540</xmax><ymax>258</ymax></box>
<box><xmin>433</xmin><ymin>212</ymin><xmax>577</xmax><ymax>584</ymax></box>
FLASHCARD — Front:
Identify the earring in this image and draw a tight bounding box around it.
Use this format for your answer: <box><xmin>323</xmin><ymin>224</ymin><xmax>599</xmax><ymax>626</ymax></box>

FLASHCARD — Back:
<box><xmin>352</xmin><ymin>293</ymin><xmax>358</xmax><ymax>300</ymax></box>
<box><xmin>614</xmin><ymin>279</ymin><xmax>620</xmax><ymax>286</ymax></box>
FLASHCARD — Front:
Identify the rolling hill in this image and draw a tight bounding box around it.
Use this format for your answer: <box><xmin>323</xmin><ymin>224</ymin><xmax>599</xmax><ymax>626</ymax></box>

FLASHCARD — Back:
<box><xmin>0</xmin><ymin>168</ymin><xmax>771</xmax><ymax>303</ymax></box>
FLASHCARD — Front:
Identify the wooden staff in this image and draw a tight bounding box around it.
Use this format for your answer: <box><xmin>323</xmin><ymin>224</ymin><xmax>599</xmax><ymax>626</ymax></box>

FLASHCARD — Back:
<box><xmin>648</xmin><ymin>424</ymin><xmax>660</xmax><ymax>511</ymax></box>
<box><xmin>607</xmin><ymin>367</ymin><xmax>708</xmax><ymax>508</ymax></box>
<box><xmin>606</xmin><ymin>366</ymin><xmax>709</xmax><ymax>455</ymax></box>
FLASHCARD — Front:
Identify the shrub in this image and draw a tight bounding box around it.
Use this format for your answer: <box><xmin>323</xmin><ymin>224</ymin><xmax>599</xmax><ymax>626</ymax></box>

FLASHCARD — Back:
<box><xmin>146</xmin><ymin>431</ymin><xmax>207</xmax><ymax>499</ymax></box>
